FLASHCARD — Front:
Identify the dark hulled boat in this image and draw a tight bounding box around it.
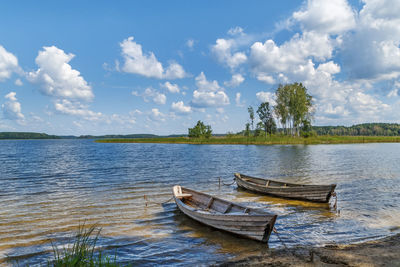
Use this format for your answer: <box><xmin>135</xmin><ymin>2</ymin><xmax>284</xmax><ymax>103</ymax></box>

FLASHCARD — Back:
<box><xmin>173</xmin><ymin>185</ymin><xmax>277</xmax><ymax>243</ymax></box>
<box><xmin>234</xmin><ymin>173</ymin><xmax>336</xmax><ymax>203</ymax></box>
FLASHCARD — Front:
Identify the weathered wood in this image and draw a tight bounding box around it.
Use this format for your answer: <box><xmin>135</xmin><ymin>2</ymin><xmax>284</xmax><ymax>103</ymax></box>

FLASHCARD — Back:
<box><xmin>172</xmin><ymin>185</ymin><xmax>277</xmax><ymax>243</ymax></box>
<box><xmin>234</xmin><ymin>173</ymin><xmax>336</xmax><ymax>203</ymax></box>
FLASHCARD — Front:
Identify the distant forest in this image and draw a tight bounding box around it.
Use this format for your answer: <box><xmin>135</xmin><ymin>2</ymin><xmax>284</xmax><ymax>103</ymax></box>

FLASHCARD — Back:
<box><xmin>0</xmin><ymin>132</ymin><xmax>60</xmax><ymax>139</ymax></box>
<box><xmin>312</xmin><ymin>123</ymin><xmax>400</xmax><ymax>136</ymax></box>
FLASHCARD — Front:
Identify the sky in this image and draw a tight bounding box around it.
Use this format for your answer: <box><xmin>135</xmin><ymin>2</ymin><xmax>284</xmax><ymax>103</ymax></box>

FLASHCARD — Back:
<box><xmin>1</xmin><ymin>0</ymin><xmax>400</xmax><ymax>135</ymax></box>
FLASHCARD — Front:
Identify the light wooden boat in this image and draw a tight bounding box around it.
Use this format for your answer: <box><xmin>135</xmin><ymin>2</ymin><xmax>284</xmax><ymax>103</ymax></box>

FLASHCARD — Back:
<box><xmin>234</xmin><ymin>173</ymin><xmax>336</xmax><ymax>203</ymax></box>
<box><xmin>172</xmin><ymin>185</ymin><xmax>277</xmax><ymax>243</ymax></box>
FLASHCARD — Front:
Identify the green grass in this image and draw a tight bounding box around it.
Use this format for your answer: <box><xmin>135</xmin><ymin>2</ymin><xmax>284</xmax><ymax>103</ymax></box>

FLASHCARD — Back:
<box><xmin>95</xmin><ymin>135</ymin><xmax>400</xmax><ymax>145</ymax></box>
<box><xmin>49</xmin><ymin>224</ymin><xmax>120</xmax><ymax>267</ymax></box>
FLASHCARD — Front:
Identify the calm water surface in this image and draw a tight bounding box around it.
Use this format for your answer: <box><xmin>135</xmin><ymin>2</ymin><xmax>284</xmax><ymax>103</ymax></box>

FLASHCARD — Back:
<box><xmin>0</xmin><ymin>140</ymin><xmax>399</xmax><ymax>266</ymax></box>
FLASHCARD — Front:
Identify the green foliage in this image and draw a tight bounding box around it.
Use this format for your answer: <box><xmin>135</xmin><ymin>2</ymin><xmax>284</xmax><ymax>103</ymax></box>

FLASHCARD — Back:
<box><xmin>257</xmin><ymin>102</ymin><xmax>277</xmax><ymax>136</ymax></box>
<box><xmin>247</xmin><ymin>106</ymin><xmax>255</xmax><ymax>131</ymax></box>
<box><xmin>49</xmin><ymin>223</ymin><xmax>119</xmax><ymax>267</ymax></box>
<box><xmin>312</xmin><ymin>123</ymin><xmax>400</xmax><ymax>136</ymax></box>
<box><xmin>254</xmin><ymin>122</ymin><xmax>265</xmax><ymax>137</ymax></box>
<box><xmin>188</xmin><ymin>120</ymin><xmax>212</xmax><ymax>138</ymax></box>
<box><xmin>0</xmin><ymin>132</ymin><xmax>60</xmax><ymax>139</ymax></box>
<box><xmin>244</xmin><ymin>123</ymin><xmax>251</xmax><ymax>137</ymax></box>
<box><xmin>275</xmin><ymin>83</ymin><xmax>313</xmax><ymax>136</ymax></box>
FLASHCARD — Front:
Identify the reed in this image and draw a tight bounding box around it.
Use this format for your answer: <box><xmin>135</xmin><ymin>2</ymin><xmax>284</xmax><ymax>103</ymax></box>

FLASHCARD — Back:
<box><xmin>49</xmin><ymin>223</ymin><xmax>119</xmax><ymax>267</ymax></box>
<box><xmin>96</xmin><ymin>135</ymin><xmax>400</xmax><ymax>145</ymax></box>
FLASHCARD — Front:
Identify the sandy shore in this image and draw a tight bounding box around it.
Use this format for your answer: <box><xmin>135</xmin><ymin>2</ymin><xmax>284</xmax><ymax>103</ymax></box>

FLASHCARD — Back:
<box><xmin>217</xmin><ymin>234</ymin><xmax>400</xmax><ymax>267</ymax></box>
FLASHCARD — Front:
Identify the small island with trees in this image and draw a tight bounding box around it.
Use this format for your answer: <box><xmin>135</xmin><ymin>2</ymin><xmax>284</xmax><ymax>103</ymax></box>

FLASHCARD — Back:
<box><xmin>97</xmin><ymin>82</ymin><xmax>400</xmax><ymax>145</ymax></box>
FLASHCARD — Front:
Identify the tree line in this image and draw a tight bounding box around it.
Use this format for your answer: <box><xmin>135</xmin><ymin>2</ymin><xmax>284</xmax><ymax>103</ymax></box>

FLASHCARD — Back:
<box><xmin>313</xmin><ymin>123</ymin><xmax>400</xmax><ymax>136</ymax></box>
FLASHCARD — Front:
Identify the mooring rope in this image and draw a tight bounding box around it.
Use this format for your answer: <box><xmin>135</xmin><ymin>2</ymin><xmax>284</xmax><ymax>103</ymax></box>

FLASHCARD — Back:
<box><xmin>273</xmin><ymin>227</ymin><xmax>289</xmax><ymax>250</ymax></box>
<box><xmin>218</xmin><ymin>177</ymin><xmax>236</xmax><ymax>186</ymax></box>
<box><xmin>143</xmin><ymin>195</ymin><xmax>174</xmax><ymax>207</ymax></box>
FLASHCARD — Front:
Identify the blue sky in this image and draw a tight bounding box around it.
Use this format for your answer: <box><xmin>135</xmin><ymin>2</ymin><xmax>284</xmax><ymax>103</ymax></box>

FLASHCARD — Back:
<box><xmin>1</xmin><ymin>0</ymin><xmax>400</xmax><ymax>135</ymax></box>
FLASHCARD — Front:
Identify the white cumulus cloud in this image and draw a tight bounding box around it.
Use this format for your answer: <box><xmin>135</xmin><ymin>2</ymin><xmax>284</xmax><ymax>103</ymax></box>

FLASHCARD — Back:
<box><xmin>224</xmin><ymin>73</ymin><xmax>245</xmax><ymax>87</ymax></box>
<box><xmin>149</xmin><ymin>108</ymin><xmax>166</xmax><ymax>121</ymax></box>
<box><xmin>171</xmin><ymin>101</ymin><xmax>192</xmax><ymax>114</ymax></box>
<box><xmin>293</xmin><ymin>0</ymin><xmax>356</xmax><ymax>34</ymax></box>
<box><xmin>235</xmin><ymin>92</ymin><xmax>245</xmax><ymax>107</ymax></box>
<box><xmin>134</xmin><ymin>87</ymin><xmax>166</xmax><ymax>105</ymax></box>
<box><xmin>212</xmin><ymin>38</ymin><xmax>247</xmax><ymax>69</ymax></box>
<box><xmin>191</xmin><ymin>72</ymin><xmax>230</xmax><ymax>108</ymax></box>
<box><xmin>256</xmin><ymin>91</ymin><xmax>276</xmax><ymax>105</ymax></box>
<box><xmin>27</xmin><ymin>46</ymin><xmax>93</xmax><ymax>101</ymax></box>
<box><xmin>191</xmin><ymin>90</ymin><xmax>229</xmax><ymax>108</ymax></box>
<box><xmin>119</xmin><ymin>36</ymin><xmax>187</xmax><ymax>79</ymax></box>
<box><xmin>161</xmin><ymin>81</ymin><xmax>180</xmax><ymax>93</ymax></box>
<box><xmin>0</xmin><ymin>45</ymin><xmax>20</xmax><ymax>82</ymax></box>
<box><xmin>54</xmin><ymin>99</ymin><xmax>103</xmax><ymax>121</ymax></box>
<box><xmin>195</xmin><ymin>72</ymin><xmax>222</xmax><ymax>92</ymax></box>
<box><xmin>2</xmin><ymin>92</ymin><xmax>25</xmax><ymax>123</ymax></box>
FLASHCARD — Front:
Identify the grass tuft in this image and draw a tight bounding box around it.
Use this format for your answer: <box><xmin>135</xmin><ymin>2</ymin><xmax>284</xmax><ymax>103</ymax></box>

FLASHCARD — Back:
<box><xmin>49</xmin><ymin>223</ymin><xmax>119</xmax><ymax>267</ymax></box>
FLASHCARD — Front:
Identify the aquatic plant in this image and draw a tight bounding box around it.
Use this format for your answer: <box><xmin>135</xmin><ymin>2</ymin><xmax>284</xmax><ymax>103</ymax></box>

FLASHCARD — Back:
<box><xmin>49</xmin><ymin>223</ymin><xmax>119</xmax><ymax>267</ymax></box>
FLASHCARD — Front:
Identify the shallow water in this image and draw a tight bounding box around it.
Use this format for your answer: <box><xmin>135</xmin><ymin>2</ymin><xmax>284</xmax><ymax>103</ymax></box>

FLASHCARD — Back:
<box><xmin>0</xmin><ymin>140</ymin><xmax>399</xmax><ymax>266</ymax></box>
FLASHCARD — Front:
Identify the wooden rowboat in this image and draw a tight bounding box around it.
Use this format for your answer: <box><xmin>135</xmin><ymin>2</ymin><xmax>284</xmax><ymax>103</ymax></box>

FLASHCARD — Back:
<box><xmin>234</xmin><ymin>173</ymin><xmax>336</xmax><ymax>203</ymax></box>
<box><xmin>172</xmin><ymin>185</ymin><xmax>277</xmax><ymax>243</ymax></box>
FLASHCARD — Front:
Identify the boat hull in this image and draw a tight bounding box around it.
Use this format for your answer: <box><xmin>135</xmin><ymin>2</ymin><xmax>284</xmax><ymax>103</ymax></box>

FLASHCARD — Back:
<box><xmin>173</xmin><ymin>186</ymin><xmax>277</xmax><ymax>242</ymax></box>
<box><xmin>235</xmin><ymin>173</ymin><xmax>336</xmax><ymax>203</ymax></box>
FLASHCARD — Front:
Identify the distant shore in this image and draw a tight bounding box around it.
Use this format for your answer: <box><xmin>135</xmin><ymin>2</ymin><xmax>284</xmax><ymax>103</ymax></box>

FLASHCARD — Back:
<box><xmin>217</xmin><ymin>233</ymin><xmax>400</xmax><ymax>266</ymax></box>
<box><xmin>96</xmin><ymin>135</ymin><xmax>400</xmax><ymax>145</ymax></box>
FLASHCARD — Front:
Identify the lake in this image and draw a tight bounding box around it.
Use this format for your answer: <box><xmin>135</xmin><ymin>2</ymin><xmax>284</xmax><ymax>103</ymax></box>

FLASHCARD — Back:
<box><xmin>0</xmin><ymin>140</ymin><xmax>399</xmax><ymax>266</ymax></box>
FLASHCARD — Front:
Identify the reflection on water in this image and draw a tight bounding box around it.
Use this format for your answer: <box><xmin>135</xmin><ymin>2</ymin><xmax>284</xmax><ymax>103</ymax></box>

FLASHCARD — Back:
<box><xmin>0</xmin><ymin>140</ymin><xmax>399</xmax><ymax>265</ymax></box>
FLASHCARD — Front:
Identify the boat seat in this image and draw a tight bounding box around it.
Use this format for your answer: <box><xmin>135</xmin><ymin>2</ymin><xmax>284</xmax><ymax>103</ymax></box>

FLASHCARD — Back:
<box><xmin>173</xmin><ymin>185</ymin><xmax>192</xmax><ymax>199</ymax></box>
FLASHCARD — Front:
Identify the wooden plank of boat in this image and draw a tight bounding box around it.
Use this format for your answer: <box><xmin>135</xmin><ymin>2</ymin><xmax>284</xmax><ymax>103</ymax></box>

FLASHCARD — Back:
<box><xmin>234</xmin><ymin>173</ymin><xmax>336</xmax><ymax>203</ymax></box>
<box><xmin>172</xmin><ymin>185</ymin><xmax>277</xmax><ymax>243</ymax></box>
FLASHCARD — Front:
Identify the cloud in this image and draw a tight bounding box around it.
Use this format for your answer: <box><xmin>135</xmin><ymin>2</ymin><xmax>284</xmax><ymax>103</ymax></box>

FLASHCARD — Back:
<box><xmin>119</xmin><ymin>36</ymin><xmax>187</xmax><ymax>79</ymax></box>
<box><xmin>54</xmin><ymin>99</ymin><xmax>103</xmax><ymax>121</ymax></box>
<box><xmin>235</xmin><ymin>92</ymin><xmax>245</xmax><ymax>107</ymax></box>
<box><xmin>149</xmin><ymin>108</ymin><xmax>166</xmax><ymax>121</ymax></box>
<box><xmin>224</xmin><ymin>73</ymin><xmax>245</xmax><ymax>87</ymax></box>
<box><xmin>14</xmin><ymin>78</ymin><xmax>23</xmax><ymax>86</ymax></box>
<box><xmin>171</xmin><ymin>101</ymin><xmax>192</xmax><ymax>114</ymax></box>
<box><xmin>2</xmin><ymin>92</ymin><xmax>25</xmax><ymax>123</ymax></box>
<box><xmin>0</xmin><ymin>45</ymin><xmax>20</xmax><ymax>82</ymax></box>
<box><xmin>191</xmin><ymin>72</ymin><xmax>230</xmax><ymax>108</ymax></box>
<box><xmin>212</xmin><ymin>38</ymin><xmax>247</xmax><ymax>69</ymax></box>
<box><xmin>133</xmin><ymin>87</ymin><xmax>166</xmax><ymax>105</ymax></box>
<box><xmin>293</xmin><ymin>0</ymin><xmax>356</xmax><ymax>34</ymax></box>
<box><xmin>341</xmin><ymin>0</ymin><xmax>400</xmax><ymax>80</ymax></box>
<box><xmin>256</xmin><ymin>91</ymin><xmax>276</xmax><ymax>105</ymax></box>
<box><xmin>195</xmin><ymin>72</ymin><xmax>221</xmax><ymax>92</ymax></box>
<box><xmin>191</xmin><ymin>90</ymin><xmax>229</xmax><ymax>108</ymax></box>
<box><xmin>161</xmin><ymin>81</ymin><xmax>180</xmax><ymax>93</ymax></box>
<box><xmin>186</xmin><ymin>39</ymin><xmax>195</xmax><ymax>49</ymax></box>
<box><xmin>228</xmin><ymin>26</ymin><xmax>245</xmax><ymax>36</ymax></box>
<box><xmin>27</xmin><ymin>46</ymin><xmax>93</xmax><ymax>101</ymax></box>
<box><xmin>250</xmin><ymin>31</ymin><xmax>333</xmax><ymax>82</ymax></box>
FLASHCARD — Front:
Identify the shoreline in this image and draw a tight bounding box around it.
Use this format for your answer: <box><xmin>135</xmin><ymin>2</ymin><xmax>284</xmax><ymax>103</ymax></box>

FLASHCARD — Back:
<box><xmin>96</xmin><ymin>136</ymin><xmax>400</xmax><ymax>145</ymax></box>
<box><xmin>217</xmin><ymin>233</ymin><xmax>400</xmax><ymax>266</ymax></box>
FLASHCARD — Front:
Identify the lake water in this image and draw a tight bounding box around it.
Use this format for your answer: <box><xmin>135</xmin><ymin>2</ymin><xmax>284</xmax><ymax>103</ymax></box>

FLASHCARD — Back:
<box><xmin>0</xmin><ymin>140</ymin><xmax>399</xmax><ymax>266</ymax></box>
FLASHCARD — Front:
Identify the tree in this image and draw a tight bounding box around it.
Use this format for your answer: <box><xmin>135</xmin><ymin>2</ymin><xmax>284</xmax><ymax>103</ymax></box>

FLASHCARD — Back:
<box><xmin>248</xmin><ymin>106</ymin><xmax>255</xmax><ymax>131</ymax></box>
<box><xmin>244</xmin><ymin>123</ymin><xmax>251</xmax><ymax>137</ymax></box>
<box><xmin>274</xmin><ymin>84</ymin><xmax>290</xmax><ymax>134</ymax></box>
<box><xmin>257</xmin><ymin>102</ymin><xmax>276</xmax><ymax>136</ymax></box>
<box><xmin>188</xmin><ymin>120</ymin><xmax>212</xmax><ymax>138</ymax></box>
<box><xmin>275</xmin><ymin>83</ymin><xmax>313</xmax><ymax>136</ymax></box>
<box><xmin>254</xmin><ymin>122</ymin><xmax>264</xmax><ymax>137</ymax></box>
